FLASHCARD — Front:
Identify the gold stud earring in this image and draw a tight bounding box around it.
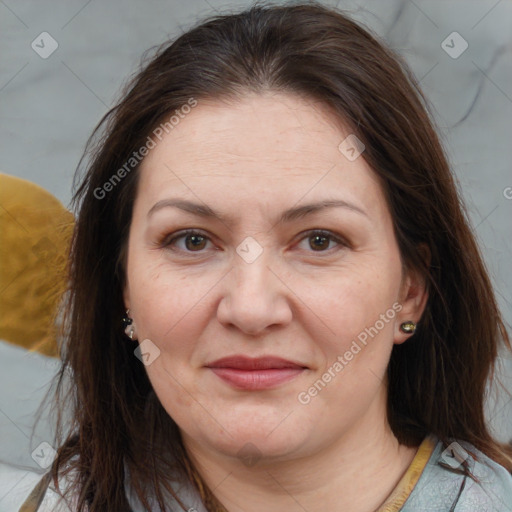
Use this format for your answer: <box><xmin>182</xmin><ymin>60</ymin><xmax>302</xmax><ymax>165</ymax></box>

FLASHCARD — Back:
<box><xmin>400</xmin><ymin>321</ymin><xmax>416</xmax><ymax>334</ymax></box>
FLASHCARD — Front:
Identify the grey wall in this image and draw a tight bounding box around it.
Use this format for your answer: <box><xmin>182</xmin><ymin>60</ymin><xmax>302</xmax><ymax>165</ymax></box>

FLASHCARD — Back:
<box><xmin>1</xmin><ymin>0</ymin><xmax>511</xmax><ymax>509</ymax></box>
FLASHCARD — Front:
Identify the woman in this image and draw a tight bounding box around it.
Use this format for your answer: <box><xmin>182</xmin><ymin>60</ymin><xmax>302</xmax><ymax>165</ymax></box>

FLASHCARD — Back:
<box><xmin>20</xmin><ymin>2</ymin><xmax>512</xmax><ymax>511</ymax></box>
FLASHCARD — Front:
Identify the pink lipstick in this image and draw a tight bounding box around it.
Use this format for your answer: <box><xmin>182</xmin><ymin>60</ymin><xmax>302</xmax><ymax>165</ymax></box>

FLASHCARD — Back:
<box><xmin>205</xmin><ymin>355</ymin><xmax>307</xmax><ymax>390</ymax></box>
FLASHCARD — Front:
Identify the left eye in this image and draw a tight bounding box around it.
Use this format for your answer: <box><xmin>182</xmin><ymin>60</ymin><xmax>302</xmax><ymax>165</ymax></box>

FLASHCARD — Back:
<box><xmin>296</xmin><ymin>230</ymin><xmax>346</xmax><ymax>252</ymax></box>
<box><xmin>162</xmin><ymin>229</ymin><xmax>346</xmax><ymax>254</ymax></box>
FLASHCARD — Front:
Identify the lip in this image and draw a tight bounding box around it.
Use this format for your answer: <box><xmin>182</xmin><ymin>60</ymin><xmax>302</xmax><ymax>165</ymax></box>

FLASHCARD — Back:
<box><xmin>205</xmin><ymin>356</ymin><xmax>308</xmax><ymax>390</ymax></box>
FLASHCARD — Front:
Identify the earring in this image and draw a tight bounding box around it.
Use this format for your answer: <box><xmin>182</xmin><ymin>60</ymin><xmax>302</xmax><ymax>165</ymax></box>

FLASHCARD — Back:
<box><xmin>122</xmin><ymin>309</ymin><xmax>136</xmax><ymax>340</ymax></box>
<box><xmin>400</xmin><ymin>321</ymin><xmax>416</xmax><ymax>334</ymax></box>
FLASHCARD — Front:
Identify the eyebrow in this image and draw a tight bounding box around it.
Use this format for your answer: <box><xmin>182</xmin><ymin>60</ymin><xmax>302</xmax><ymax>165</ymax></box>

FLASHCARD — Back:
<box><xmin>147</xmin><ymin>198</ymin><xmax>368</xmax><ymax>224</ymax></box>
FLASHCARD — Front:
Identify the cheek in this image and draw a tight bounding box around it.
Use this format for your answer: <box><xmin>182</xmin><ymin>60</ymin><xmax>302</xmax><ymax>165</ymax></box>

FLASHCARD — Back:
<box><xmin>302</xmin><ymin>260</ymin><xmax>400</xmax><ymax>345</ymax></box>
<box><xmin>127</xmin><ymin>250</ymin><xmax>212</xmax><ymax>339</ymax></box>
<box><xmin>296</xmin><ymin>270</ymin><xmax>399</xmax><ymax>420</ymax></box>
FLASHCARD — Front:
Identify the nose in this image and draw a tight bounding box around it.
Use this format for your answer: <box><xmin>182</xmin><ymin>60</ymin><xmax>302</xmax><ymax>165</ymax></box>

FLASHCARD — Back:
<box><xmin>216</xmin><ymin>251</ymin><xmax>293</xmax><ymax>335</ymax></box>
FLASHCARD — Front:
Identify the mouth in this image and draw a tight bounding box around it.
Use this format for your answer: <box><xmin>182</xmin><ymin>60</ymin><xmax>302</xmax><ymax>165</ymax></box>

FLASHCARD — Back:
<box><xmin>205</xmin><ymin>355</ymin><xmax>308</xmax><ymax>390</ymax></box>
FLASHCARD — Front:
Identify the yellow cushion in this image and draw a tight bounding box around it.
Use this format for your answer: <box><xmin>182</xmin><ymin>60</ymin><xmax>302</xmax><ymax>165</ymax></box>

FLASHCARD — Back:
<box><xmin>0</xmin><ymin>173</ymin><xmax>74</xmax><ymax>357</ymax></box>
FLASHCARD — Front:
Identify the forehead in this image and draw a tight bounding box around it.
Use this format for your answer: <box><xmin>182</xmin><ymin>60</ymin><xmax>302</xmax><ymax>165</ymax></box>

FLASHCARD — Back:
<box><xmin>136</xmin><ymin>92</ymin><xmax>384</xmax><ymax>217</ymax></box>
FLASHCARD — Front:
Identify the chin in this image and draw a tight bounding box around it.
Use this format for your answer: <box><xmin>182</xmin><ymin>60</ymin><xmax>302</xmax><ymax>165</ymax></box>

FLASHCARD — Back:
<box><xmin>201</xmin><ymin>422</ymin><xmax>309</xmax><ymax>463</ymax></box>
<box><xmin>177</xmin><ymin>401</ymin><xmax>318</xmax><ymax>463</ymax></box>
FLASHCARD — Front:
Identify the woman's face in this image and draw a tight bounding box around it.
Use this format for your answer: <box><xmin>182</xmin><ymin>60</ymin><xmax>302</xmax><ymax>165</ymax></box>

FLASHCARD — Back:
<box><xmin>124</xmin><ymin>92</ymin><xmax>426</xmax><ymax>464</ymax></box>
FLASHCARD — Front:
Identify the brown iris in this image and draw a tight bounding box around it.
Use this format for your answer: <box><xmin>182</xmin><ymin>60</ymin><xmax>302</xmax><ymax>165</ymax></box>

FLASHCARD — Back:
<box><xmin>185</xmin><ymin>234</ymin><xmax>207</xmax><ymax>251</ymax></box>
<box><xmin>309</xmin><ymin>233</ymin><xmax>330</xmax><ymax>251</ymax></box>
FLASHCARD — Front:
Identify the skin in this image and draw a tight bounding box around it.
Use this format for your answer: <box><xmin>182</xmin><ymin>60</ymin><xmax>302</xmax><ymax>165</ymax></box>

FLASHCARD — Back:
<box><xmin>123</xmin><ymin>91</ymin><xmax>429</xmax><ymax>512</ymax></box>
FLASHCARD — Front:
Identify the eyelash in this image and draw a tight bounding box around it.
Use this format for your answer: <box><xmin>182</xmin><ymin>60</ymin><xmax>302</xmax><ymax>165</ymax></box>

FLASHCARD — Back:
<box><xmin>160</xmin><ymin>229</ymin><xmax>349</xmax><ymax>256</ymax></box>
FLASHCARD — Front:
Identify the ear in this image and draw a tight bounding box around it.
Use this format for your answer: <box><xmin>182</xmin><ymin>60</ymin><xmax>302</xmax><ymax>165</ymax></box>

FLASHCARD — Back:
<box><xmin>394</xmin><ymin>245</ymin><xmax>430</xmax><ymax>344</ymax></box>
<box><xmin>123</xmin><ymin>281</ymin><xmax>131</xmax><ymax>312</ymax></box>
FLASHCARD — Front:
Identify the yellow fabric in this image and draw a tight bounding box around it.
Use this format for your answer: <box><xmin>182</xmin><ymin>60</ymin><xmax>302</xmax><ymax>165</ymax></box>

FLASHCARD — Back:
<box><xmin>17</xmin><ymin>472</ymin><xmax>52</xmax><ymax>512</ymax></box>
<box><xmin>0</xmin><ymin>173</ymin><xmax>74</xmax><ymax>357</ymax></box>
<box><xmin>376</xmin><ymin>435</ymin><xmax>437</xmax><ymax>511</ymax></box>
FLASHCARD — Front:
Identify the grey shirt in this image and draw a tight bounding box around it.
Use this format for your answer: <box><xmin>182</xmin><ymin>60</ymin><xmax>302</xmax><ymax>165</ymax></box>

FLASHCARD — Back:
<box><xmin>401</xmin><ymin>437</ymin><xmax>512</xmax><ymax>511</ymax></box>
<box><xmin>18</xmin><ymin>435</ymin><xmax>512</xmax><ymax>511</ymax></box>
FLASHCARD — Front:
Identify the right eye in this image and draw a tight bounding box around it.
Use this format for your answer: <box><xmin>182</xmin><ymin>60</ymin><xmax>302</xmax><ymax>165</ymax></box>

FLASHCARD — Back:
<box><xmin>162</xmin><ymin>229</ymin><xmax>214</xmax><ymax>253</ymax></box>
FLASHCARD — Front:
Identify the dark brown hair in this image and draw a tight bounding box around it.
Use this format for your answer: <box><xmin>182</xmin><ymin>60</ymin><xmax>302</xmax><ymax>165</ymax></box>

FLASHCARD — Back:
<box><xmin>40</xmin><ymin>2</ymin><xmax>512</xmax><ymax>511</ymax></box>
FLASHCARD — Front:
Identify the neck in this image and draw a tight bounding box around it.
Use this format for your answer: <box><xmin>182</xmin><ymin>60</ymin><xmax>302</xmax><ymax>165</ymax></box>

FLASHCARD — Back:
<box><xmin>182</xmin><ymin>388</ymin><xmax>419</xmax><ymax>512</ymax></box>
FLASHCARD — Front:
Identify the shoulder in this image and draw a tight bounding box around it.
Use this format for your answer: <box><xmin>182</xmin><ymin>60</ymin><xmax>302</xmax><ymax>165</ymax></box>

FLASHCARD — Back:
<box><xmin>455</xmin><ymin>439</ymin><xmax>512</xmax><ymax>511</ymax></box>
<box><xmin>17</xmin><ymin>464</ymin><xmax>82</xmax><ymax>512</ymax></box>
<box><xmin>403</xmin><ymin>436</ymin><xmax>512</xmax><ymax>511</ymax></box>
